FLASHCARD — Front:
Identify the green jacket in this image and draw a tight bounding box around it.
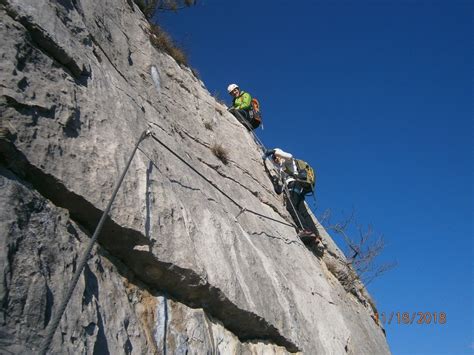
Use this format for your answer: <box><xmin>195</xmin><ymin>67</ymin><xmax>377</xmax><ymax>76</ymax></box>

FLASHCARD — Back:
<box><xmin>233</xmin><ymin>91</ymin><xmax>252</xmax><ymax>110</ymax></box>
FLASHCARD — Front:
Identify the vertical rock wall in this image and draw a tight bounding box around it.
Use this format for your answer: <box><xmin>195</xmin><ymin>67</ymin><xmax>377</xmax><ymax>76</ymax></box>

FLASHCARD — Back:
<box><xmin>0</xmin><ymin>0</ymin><xmax>390</xmax><ymax>353</ymax></box>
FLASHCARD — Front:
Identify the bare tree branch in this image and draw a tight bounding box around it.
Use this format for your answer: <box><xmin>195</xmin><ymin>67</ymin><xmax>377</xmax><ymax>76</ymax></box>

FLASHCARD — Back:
<box><xmin>319</xmin><ymin>209</ymin><xmax>396</xmax><ymax>285</ymax></box>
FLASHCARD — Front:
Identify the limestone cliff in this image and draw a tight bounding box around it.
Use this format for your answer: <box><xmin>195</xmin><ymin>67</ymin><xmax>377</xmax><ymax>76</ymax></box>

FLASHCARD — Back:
<box><xmin>0</xmin><ymin>0</ymin><xmax>390</xmax><ymax>353</ymax></box>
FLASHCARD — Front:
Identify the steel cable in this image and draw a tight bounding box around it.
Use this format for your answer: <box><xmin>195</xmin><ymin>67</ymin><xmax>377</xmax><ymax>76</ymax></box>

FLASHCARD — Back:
<box><xmin>38</xmin><ymin>129</ymin><xmax>151</xmax><ymax>354</ymax></box>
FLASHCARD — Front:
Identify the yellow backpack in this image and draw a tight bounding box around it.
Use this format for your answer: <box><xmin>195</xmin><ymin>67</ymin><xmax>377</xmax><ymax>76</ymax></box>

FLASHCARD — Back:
<box><xmin>295</xmin><ymin>159</ymin><xmax>316</xmax><ymax>194</ymax></box>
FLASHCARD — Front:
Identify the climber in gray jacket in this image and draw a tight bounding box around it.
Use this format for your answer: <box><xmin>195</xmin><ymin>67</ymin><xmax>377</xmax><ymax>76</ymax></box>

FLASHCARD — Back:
<box><xmin>264</xmin><ymin>148</ymin><xmax>320</xmax><ymax>244</ymax></box>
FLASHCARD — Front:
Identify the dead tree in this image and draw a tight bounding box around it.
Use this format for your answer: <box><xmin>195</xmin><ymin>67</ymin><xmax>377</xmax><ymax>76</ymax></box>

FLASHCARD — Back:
<box><xmin>320</xmin><ymin>209</ymin><xmax>397</xmax><ymax>286</ymax></box>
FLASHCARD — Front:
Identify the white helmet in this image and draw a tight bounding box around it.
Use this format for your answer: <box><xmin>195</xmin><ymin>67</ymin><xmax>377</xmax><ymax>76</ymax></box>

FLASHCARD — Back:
<box><xmin>227</xmin><ymin>83</ymin><xmax>239</xmax><ymax>93</ymax></box>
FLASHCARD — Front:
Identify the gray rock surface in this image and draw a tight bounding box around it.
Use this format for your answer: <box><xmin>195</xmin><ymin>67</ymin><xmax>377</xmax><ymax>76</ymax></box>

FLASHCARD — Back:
<box><xmin>0</xmin><ymin>0</ymin><xmax>390</xmax><ymax>353</ymax></box>
<box><xmin>0</xmin><ymin>168</ymin><xmax>290</xmax><ymax>354</ymax></box>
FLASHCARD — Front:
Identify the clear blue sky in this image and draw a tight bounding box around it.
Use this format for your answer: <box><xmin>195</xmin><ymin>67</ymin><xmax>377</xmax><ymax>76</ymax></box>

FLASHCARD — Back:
<box><xmin>154</xmin><ymin>1</ymin><xmax>473</xmax><ymax>353</ymax></box>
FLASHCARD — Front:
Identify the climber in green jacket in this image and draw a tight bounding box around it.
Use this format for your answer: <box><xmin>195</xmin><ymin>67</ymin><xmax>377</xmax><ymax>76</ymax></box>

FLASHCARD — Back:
<box><xmin>227</xmin><ymin>83</ymin><xmax>261</xmax><ymax>130</ymax></box>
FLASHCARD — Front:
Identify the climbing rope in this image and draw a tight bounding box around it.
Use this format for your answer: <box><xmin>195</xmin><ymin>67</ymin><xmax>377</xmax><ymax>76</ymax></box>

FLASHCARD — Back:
<box><xmin>146</xmin><ymin>133</ymin><xmax>295</xmax><ymax>228</ymax></box>
<box><xmin>39</xmin><ymin>129</ymin><xmax>152</xmax><ymax>355</ymax></box>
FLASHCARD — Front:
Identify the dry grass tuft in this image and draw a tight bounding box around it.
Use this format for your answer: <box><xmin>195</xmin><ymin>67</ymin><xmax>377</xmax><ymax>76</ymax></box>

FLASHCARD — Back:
<box><xmin>149</xmin><ymin>24</ymin><xmax>188</xmax><ymax>66</ymax></box>
<box><xmin>204</xmin><ymin>121</ymin><xmax>213</xmax><ymax>131</ymax></box>
<box><xmin>211</xmin><ymin>143</ymin><xmax>228</xmax><ymax>165</ymax></box>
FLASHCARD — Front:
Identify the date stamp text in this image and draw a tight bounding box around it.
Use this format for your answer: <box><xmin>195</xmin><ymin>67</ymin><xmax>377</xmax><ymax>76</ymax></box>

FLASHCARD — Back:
<box><xmin>374</xmin><ymin>312</ymin><xmax>446</xmax><ymax>325</ymax></box>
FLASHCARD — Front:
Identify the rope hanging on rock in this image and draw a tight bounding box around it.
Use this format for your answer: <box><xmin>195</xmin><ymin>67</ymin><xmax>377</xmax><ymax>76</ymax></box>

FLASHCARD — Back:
<box><xmin>39</xmin><ymin>129</ymin><xmax>152</xmax><ymax>355</ymax></box>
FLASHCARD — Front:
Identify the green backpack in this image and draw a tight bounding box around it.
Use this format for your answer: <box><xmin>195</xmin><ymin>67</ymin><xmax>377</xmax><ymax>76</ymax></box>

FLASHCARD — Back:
<box><xmin>295</xmin><ymin>159</ymin><xmax>316</xmax><ymax>194</ymax></box>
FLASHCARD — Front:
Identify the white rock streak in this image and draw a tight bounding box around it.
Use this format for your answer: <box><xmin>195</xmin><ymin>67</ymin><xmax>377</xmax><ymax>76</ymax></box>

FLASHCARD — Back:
<box><xmin>151</xmin><ymin>66</ymin><xmax>161</xmax><ymax>92</ymax></box>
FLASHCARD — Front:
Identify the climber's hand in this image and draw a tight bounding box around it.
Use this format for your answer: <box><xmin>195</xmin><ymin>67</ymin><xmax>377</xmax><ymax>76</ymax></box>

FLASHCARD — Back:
<box><xmin>263</xmin><ymin>149</ymin><xmax>275</xmax><ymax>158</ymax></box>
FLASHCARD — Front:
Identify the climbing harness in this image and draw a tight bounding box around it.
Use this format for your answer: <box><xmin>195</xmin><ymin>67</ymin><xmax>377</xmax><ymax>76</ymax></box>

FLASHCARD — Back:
<box><xmin>39</xmin><ymin>129</ymin><xmax>152</xmax><ymax>355</ymax></box>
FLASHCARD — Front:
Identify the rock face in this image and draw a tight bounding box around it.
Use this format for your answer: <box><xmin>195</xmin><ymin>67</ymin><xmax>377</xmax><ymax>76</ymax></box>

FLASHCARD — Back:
<box><xmin>0</xmin><ymin>0</ymin><xmax>390</xmax><ymax>353</ymax></box>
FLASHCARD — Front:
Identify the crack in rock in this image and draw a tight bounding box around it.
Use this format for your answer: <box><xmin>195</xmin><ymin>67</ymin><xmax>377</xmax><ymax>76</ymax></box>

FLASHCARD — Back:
<box><xmin>168</xmin><ymin>178</ymin><xmax>200</xmax><ymax>192</ymax></box>
<box><xmin>250</xmin><ymin>231</ymin><xmax>302</xmax><ymax>247</ymax></box>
